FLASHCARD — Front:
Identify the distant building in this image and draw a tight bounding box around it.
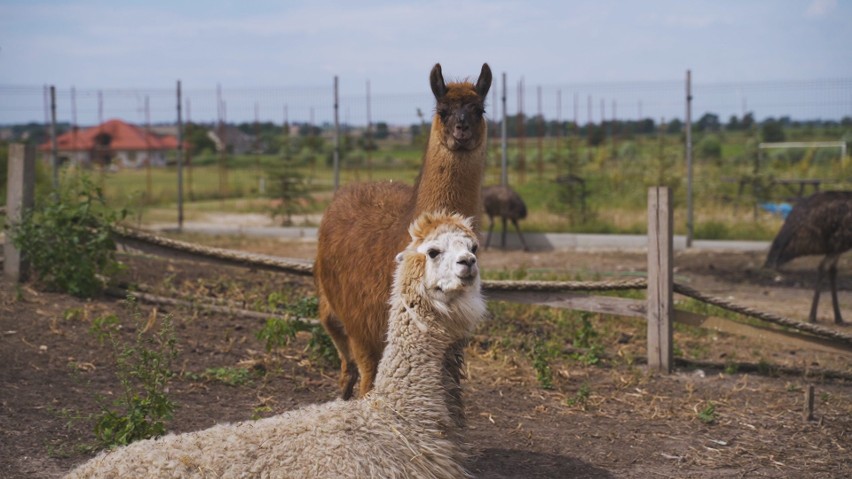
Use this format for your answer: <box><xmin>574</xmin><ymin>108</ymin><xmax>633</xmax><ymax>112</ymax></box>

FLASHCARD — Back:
<box><xmin>38</xmin><ymin>118</ymin><xmax>182</xmax><ymax>169</ymax></box>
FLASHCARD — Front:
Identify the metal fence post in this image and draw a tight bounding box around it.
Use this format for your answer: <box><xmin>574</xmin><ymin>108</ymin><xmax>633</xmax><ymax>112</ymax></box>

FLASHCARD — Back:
<box><xmin>647</xmin><ymin>186</ymin><xmax>673</xmax><ymax>373</ymax></box>
<box><xmin>685</xmin><ymin>70</ymin><xmax>694</xmax><ymax>248</ymax></box>
<box><xmin>4</xmin><ymin>143</ymin><xmax>36</xmax><ymax>282</ymax></box>
<box><xmin>176</xmin><ymin>80</ymin><xmax>184</xmax><ymax>231</ymax></box>
<box><xmin>333</xmin><ymin>75</ymin><xmax>340</xmax><ymax>192</ymax></box>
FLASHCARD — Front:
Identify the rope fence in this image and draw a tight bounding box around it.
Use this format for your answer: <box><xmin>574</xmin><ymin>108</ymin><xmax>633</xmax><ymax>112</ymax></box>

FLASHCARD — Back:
<box><xmin>110</xmin><ymin>222</ymin><xmax>852</xmax><ymax>351</ymax></box>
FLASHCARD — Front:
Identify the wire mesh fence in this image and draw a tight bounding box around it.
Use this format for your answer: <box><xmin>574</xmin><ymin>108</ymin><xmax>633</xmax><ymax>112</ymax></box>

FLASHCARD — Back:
<box><xmin>1</xmin><ymin>76</ymin><xmax>850</xmax><ymax>232</ymax></box>
<box><xmin>3</xmin><ymin>77</ymin><xmax>851</xmax><ymax>126</ymax></box>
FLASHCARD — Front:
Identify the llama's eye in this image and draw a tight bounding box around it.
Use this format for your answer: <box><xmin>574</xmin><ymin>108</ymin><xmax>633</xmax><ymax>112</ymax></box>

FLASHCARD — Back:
<box><xmin>471</xmin><ymin>244</ymin><xmax>478</xmax><ymax>255</ymax></box>
<box><xmin>427</xmin><ymin>249</ymin><xmax>440</xmax><ymax>259</ymax></box>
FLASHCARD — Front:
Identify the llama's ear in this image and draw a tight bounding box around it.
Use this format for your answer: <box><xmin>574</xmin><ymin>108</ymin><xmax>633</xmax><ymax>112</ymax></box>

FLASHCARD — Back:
<box><xmin>430</xmin><ymin>63</ymin><xmax>447</xmax><ymax>100</ymax></box>
<box><xmin>395</xmin><ymin>252</ymin><xmax>404</xmax><ymax>264</ymax></box>
<box><xmin>476</xmin><ymin>63</ymin><xmax>492</xmax><ymax>98</ymax></box>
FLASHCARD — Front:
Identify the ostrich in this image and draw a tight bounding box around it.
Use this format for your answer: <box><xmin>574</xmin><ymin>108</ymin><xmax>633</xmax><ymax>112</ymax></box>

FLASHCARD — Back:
<box><xmin>765</xmin><ymin>190</ymin><xmax>851</xmax><ymax>324</ymax></box>
<box><xmin>482</xmin><ymin>184</ymin><xmax>529</xmax><ymax>251</ymax></box>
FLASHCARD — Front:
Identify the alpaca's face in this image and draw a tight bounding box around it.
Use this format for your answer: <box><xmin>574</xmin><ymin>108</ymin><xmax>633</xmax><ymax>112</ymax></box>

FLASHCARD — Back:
<box><xmin>415</xmin><ymin>227</ymin><xmax>480</xmax><ymax>299</ymax></box>
<box><xmin>430</xmin><ymin>63</ymin><xmax>492</xmax><ymax>151</ymax></box>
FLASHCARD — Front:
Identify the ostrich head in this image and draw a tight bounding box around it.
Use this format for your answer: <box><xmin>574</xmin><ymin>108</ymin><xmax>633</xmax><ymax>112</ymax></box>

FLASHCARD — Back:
<box><xmin>429</xmin><ymin>63</ymin><xmax>492</xmax><ymax>151</ymax></box>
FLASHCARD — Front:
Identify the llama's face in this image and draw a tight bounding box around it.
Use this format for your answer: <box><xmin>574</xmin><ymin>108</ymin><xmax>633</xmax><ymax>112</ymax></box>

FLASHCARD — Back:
<box><xmin>430</xmin><ymin>63</ymin><xmax>492</xmax><ymax>151</ymax></box>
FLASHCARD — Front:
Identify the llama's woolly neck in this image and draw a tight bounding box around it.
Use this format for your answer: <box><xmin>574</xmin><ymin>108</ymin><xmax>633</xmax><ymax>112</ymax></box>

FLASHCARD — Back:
<box><xmin>413</xmin><ymin>117</ymin><xmax>487</xmax><ymax>221</ymax></box>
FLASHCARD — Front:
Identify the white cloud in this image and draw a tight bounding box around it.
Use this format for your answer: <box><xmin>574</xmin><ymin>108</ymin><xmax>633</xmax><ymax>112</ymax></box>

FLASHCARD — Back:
<box><xmin>806</xmin><ymin>0</ymin><xmax>837</xmax><ymax>17</ymax></box>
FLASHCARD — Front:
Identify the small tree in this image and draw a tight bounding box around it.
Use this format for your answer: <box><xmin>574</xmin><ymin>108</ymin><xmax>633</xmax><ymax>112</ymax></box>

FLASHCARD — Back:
<box><xmin>761</xmin><ymin>119</ymin><xmax>786</xmax><ymax>143</ymax></box>
<box><xmin>266</xmin><ymin>151</ymin><xmax>313</xmax><ymax>226</ymax></box>
<box><xmin>697</xmin><ymin>135</ymin><xmax>723</xmax><ymax>162</ymax></box>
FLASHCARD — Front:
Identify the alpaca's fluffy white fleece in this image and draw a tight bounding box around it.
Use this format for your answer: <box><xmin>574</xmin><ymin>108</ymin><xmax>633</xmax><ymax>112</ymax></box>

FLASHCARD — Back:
<box><xmin>66</xmin><ymin>212</ymin><xmax>484</xmax><ymax>479</ymax></box>
<box><xmin>66</xmin><ymin>395</ymin><xmax>465</xmax><ymax>478</ymax></box>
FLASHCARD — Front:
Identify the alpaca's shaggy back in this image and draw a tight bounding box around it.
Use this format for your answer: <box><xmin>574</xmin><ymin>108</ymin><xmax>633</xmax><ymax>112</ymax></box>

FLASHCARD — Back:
<box><xmin>315</xmin><ymin>63</ymin><xmax>492</xmax><ymax>400</ymax></box>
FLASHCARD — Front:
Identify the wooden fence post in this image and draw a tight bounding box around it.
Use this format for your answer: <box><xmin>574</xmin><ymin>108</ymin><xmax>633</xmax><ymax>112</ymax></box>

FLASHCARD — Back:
<box><xmin>4</xmin><ymin>143</ymin><xmax>36</xmax><ymax>282</ymax></box>
<box><xmin>647</xmin><ymin>186</ymin><xmax>673</xmax><ymax>373</ymax></box>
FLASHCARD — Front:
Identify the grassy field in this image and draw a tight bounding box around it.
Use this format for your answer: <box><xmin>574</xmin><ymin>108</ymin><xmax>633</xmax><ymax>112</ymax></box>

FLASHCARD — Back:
<box><xmin>12</xmin><ymin>125</ymin><xmax>851</xmax><ymax>240</ymax></box>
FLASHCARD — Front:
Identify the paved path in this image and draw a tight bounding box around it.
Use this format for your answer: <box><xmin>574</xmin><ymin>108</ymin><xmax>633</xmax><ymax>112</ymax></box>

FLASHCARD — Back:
<box><xmin>151</xmin><ymin>222</ymin><xmax>770</xmax><ymax>253</ymax></box>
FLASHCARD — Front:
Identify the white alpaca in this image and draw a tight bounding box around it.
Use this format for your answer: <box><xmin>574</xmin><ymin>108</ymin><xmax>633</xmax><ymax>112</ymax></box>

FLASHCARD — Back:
<box><xmin>66</xmin><ymin>211</ymin><xmax>486</xmax><ymax>479</ymax></box>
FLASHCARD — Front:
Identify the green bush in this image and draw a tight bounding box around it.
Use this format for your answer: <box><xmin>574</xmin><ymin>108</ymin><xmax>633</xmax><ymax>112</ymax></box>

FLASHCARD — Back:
<box><xmin>90</xmin><ymin>298</ymin><xmax>178</xmax><ymax>448</ymax></box>
<box><xmin>11</xmin><ymin>175</ymin><xmax>126</xmax><ymax>297</ymax></box>
<box><xmin>697</xmin><ymin>135</ymin><xmax>722</xmax><ymax>161</ymax></box>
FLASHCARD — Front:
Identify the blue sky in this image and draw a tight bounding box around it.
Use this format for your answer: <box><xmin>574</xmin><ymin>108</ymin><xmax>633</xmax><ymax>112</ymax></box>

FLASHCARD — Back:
<box><xmin>1</xmin><ymin>1</ymin><xmax>850</xmax><ymax>125</ymax></box>
<box><xmin>2</xmin><ymin>0</ymin><xmax>849</xmax><ymax>90</ymax></box>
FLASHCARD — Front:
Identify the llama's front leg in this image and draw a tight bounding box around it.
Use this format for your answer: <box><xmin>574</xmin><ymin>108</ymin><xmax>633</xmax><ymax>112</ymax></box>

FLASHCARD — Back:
<box><xmin>319</xmin><ymin>303</ymin><xmax>358</xmax><ymax>399</ymax></box>
<box><xmin>354</xmin><ymin>342</ymin><xmax>383</xmax><ymax>398</ymax></box>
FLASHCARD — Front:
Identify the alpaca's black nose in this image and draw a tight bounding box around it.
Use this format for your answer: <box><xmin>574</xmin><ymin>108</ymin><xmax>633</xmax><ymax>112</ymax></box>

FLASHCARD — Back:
<box><xmin>457</xmin><ymin>256</ymin><xmax>476</xmax><ymax>267</ymax></box>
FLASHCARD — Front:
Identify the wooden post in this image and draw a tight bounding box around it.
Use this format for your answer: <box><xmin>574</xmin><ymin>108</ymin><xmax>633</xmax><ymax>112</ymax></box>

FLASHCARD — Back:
<box><xmin>4</xmin><ymin>143</ymin><xmax>36</xmax><ymax>282</ymax></box>
<box><xmin>803</xmin><ymin>385</ymin><xmax>814</xmax><ymax>422</ymax></box>
<box><xmin>647</xmin><ymin>186</ymin><xmax>673</xmax><ymax>373</ymax></box>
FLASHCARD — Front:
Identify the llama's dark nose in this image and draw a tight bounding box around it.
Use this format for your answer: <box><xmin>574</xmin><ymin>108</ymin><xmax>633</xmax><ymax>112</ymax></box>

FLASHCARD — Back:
<box><xmin>454</xmin><ymin>113</ymin><xmax>469</xmax><ymax>131</ymax></box>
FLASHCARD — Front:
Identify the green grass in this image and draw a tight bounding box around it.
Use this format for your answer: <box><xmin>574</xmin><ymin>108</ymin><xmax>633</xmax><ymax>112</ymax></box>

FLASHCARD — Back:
<box><xmin>43</xmin><ymin>125</ymin><xmax>850</xmax><ymax>240</ymax></box>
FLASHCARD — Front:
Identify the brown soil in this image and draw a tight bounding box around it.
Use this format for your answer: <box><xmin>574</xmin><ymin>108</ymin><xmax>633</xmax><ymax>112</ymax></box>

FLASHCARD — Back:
<box><xmin>1</xmin><ymin>237</ymin><xmax>850</xmax><ymax>478</ymax></box>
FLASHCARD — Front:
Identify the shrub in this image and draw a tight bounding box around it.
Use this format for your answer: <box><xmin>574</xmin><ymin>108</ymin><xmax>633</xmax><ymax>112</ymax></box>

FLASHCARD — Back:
<box><xmin>11</xmin><ymin>175</ymin><xmax>126</xmax><ymax>297</ymax></box>
<box><xmin>90</xmin><ymin>298</ymin><xmax>178</xmax><ymax>448</ymax></box>
<box><xmin>696</xmin><ymin>135</ymin><xmax>722</xmax><ymax>161</ymax></box>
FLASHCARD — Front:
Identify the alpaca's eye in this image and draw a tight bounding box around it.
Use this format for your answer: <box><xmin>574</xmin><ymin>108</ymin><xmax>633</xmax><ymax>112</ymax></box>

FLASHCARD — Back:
<box><xmin>427</xmin><ymin>249</ymin><xmax>440</xmax><ymax>259</ymax></box>
<box><xmin>471</xmin><ymin>244</ymin><xmax>478</xmax><ymax>255</ymax></box>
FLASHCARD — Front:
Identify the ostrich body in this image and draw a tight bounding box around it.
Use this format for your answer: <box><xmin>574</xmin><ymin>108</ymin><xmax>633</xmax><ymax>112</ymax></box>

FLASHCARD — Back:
<box><xmin>482</xmin><ymin>184</ymin><xmax>529</xmax><ymax>251</ymax></box>
<box><xmin>765</xmin><ymin>190</ymin><xmax>852</xmax><ymax>324</ymax></box>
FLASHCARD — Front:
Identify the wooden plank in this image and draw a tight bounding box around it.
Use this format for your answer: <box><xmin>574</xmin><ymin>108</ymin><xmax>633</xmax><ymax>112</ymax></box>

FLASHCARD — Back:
<box><xmin>486</xmin><ymin>290</ymin><xmax>646</xmax><ymax>318</ymax></box>
<box><xmin>3</xmin><ymin>143</ymin><xmax>35</xmax><ymax>282</ymax></box>
<box><xmin>647</xmin><ymin>187</ymin><xmax>673</xmax><ymax>373</ymax></box>
<box><xmin>675</xmin><ymin>310</ymin><xmax>852</xmax><ymax>357</ymax></box>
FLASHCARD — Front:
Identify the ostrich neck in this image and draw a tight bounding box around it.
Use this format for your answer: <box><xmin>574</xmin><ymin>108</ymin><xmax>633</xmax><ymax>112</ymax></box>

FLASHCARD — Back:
<box><xmin>413</xmin><ymin>119</ymin><xmax>486</xmax><ymax>221</ymax></box>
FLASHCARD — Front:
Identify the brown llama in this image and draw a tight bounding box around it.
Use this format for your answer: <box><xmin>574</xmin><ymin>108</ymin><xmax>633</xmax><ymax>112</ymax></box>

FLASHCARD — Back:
<box><xmin>315</xmin><ymin>63</ymin><xmax>492</xmax><ymax>426</ymax></box>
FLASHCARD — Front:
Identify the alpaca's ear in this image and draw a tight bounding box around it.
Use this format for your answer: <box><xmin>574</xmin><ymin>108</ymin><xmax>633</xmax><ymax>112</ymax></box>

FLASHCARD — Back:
<box><xmin>461</xmin><ymin>215</ymin><xmax>475</xmax><ymax>232</ymax></box>
<box><xmin>430</xmin><ymin>63</ymin><xmax>446</xmax><ymax>100</ymax></box>
<box><xmin>409</xmin><ymin>211</ymin><xmax>434</xmax><ymax>241</ymax></box>
<box><xmin>395</xmin><ymin>252</ymin><xmax>404</xmax><ymax>263</ymax></box>
<box><xmin>476</xmin><ymin>63</ymin><xmax>492</xmax><ymax>98</ymax></box>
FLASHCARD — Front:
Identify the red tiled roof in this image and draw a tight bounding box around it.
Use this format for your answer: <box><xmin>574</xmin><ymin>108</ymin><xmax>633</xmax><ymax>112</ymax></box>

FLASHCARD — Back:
<box><xmin>39</xmin><ymin>119</ymin><xmax>181</xmax><ymax>152</ymax></box>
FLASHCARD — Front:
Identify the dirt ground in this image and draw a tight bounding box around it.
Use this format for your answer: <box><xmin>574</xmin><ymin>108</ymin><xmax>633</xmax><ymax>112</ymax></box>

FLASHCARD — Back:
<box><xmin>1</xmin><ymin>235</ymin><xmax>850</xmax><ymax>478</ymax></box>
